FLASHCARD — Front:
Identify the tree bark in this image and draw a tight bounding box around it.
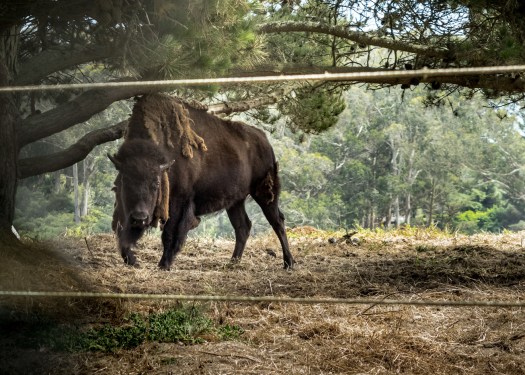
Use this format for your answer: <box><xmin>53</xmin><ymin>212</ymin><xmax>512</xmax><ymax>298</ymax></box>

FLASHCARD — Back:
<box><xmin>0</xmin><ymin>27</ymin><xmax>20</xmax><ymax>236</ymax></box>
<box><xmin>0</xmin><ymin>89</ymin><xmax>19</xmax><ymax>234</ymax></box>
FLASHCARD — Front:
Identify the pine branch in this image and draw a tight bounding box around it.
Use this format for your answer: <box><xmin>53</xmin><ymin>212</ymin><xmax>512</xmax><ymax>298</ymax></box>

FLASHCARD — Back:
<box><xmin>207</xmin><ymin>90</ymin><xmax>290</xmax><ymax>115</ymax></box>
<box><xmin>257</xmin><ymin>21</ymin><xmax>449</xmax><ymax>59</ymax></box>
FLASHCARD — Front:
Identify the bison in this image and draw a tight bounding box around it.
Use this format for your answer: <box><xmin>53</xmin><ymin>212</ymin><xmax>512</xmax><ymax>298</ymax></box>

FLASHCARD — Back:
<box><xmin>109</xmin><ymin>94</ymin><xmax>294</xmax><ymax>270</ymax></box>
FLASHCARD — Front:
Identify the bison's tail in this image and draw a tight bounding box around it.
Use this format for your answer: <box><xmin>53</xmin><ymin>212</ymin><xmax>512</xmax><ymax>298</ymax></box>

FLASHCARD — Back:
<box><xmin>255</xmin><ymin>162</ymin><xmax>281</xmax><ymax>205</ymax></box>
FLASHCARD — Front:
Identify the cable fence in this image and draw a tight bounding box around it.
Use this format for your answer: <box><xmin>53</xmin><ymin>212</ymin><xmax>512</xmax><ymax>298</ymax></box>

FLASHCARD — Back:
<box><xmin>1</xmin><ymin>290</ymin><xmax>523</xmax><ymax>308</ymax></box>
<box><xmin>1</xmin><ymin>65</ymin><xmax>525</xmax><ymax>93</ymax></box>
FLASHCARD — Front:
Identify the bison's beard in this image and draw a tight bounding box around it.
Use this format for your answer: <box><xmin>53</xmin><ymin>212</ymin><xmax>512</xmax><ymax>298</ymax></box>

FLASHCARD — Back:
<box><xmin>119</xmin><ymin>225</ymin><xmax>147</xmax><ymax>248</ymax></box>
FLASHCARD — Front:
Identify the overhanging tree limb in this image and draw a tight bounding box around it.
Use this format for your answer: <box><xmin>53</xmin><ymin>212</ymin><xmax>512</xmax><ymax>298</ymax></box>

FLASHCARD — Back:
<box><xmin>15</xmin><ymin>45</ymin><xmax>116</xmax><ymax>85</ymax></box>
<box><xmin>17</xmin><ymin>84</ymin><xmax>143</xmax><ymax>147</ymax></box>
<box><xmin>257</xmin><ymin>21</ymin><xmax>450</xmax><ymax>59</ymax></box>
<box><xmin>18</xmin><ymin>120</ymin><xmax>127</xmax><ymax>179</ymax></box>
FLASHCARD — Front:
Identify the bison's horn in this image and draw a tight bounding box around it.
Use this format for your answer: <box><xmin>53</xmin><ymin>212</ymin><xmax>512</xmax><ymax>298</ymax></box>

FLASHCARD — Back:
<box><xmin>160</xmin><ymin>160</ymin><xmax>175</xmax><ymax>171</ymax></box>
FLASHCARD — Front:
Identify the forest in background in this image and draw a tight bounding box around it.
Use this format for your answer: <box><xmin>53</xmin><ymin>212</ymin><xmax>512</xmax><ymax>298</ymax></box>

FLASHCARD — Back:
<box><xmin>14</xmin><ymin>84</ymin><xmax>525</xmax><ymax>239</ymax></box>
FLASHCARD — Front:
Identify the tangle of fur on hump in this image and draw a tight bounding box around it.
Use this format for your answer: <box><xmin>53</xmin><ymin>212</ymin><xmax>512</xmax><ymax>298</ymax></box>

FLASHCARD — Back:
<box><xmin>139</xmin><ymin>94</ymin><xmax>208</xmax><ymax>158</ymax></box>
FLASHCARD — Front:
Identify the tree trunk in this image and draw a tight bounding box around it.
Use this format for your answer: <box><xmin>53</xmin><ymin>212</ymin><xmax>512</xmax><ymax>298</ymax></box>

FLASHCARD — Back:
<box><xmin>0</xmin><ymin>27</ymin><xmax>20</xmax><ymax>238</ymax></box>
<box><xmin>385</xmin><ymin>199</ymin><xmax>393</xmax><ymax>229</ymax></box>
<box><xmin>405</xmin><ymin>193</ymin><xmax>412</xmax><ymax>225</ymax></box>
<box><xmin>81</xmin><ymin>160</ymin><xmax>89</xmax><ymax>217</ymax></box>
<box><xmin>54</xmin><ymin>171</ymin><xmax>62</xmax><ymax>194</ymax></box>
<box><xmin>427</xmin><ymin>178</ymin><xmax>435</xmax><ymax>227</ymax></box>
<box><xmin>73</xmin><ymin>163</ymin><xmax>80</xmax><ymax>224</ymax></box>
<box><xmin>81</xmin><ymin>157</ymin><xmax>96</xmax><ymax>217</ymax></box>
<box><xmin>394</xmin><ymin>195</ymin><xmax>400</xmax><ymax>228</ymax></box>
<box><xmin>0</xmin><ymin>90</ymin><xmax>19</xmax><ymax>235</ymax></box>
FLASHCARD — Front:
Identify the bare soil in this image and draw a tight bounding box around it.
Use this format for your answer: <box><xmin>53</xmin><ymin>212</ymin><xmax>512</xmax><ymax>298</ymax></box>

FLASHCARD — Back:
<box><xmin>1</xmin><ymin>228</ymin><xmax>525</xmax><ymax>374</ymax></box>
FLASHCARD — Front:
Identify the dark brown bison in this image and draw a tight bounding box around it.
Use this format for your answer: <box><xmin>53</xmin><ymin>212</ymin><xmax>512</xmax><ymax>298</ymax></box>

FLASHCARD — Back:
<box><xmin>109</xmin><ymin>94</ymin><xmax>294</xmax><ymax>270</ymax></box>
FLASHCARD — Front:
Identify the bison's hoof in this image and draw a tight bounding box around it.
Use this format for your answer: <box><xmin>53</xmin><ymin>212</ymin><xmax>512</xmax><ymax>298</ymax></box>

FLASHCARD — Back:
<box><xmin>158</xmin><ymin>259</ymin><xmax>171</xmax><ymax>271</ymax></box>
<box><xmin>225</xmin><ymin>257</ymin><xmax>242</xmax><ymax>269</ymax></box>
<box><xmin>123</xmin><ymin>254</ymin><xmax>137</xmax><ymax>266</ymax></box>
<box><xmin>283</xmin><ymin>260</ymin><xmax>295</xmax><ymax>270</ymax></box>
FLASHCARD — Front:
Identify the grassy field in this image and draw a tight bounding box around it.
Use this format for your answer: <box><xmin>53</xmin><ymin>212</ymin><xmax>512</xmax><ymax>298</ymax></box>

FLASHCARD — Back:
<box><xmin>1</xmin><ymin>227</ymin><xmax>525</xmax><ymax>374</ymax></box>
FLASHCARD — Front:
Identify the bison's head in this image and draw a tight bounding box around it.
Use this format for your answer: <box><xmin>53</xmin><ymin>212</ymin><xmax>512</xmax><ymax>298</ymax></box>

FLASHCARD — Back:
<box><xmin>109</xmin><ymin>139</ymin><xmax>173</xmax><ymax>232</ymax></box>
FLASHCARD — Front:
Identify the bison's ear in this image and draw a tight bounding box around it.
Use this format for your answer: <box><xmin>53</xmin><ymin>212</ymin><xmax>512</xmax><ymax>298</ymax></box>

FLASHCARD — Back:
<box><xmin>107</xmin><ymin>153</ymin><xmax>121</xmax><ymax>170</ymax></box>
<box><xmin>160</xmin><ymin>160</ymin><xmax>175</xmax><ymax>171</ymax></box>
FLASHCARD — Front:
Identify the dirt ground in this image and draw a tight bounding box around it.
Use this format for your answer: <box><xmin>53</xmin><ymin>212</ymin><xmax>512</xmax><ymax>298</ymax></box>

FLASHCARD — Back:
<box><xmin>1</xmin><ymin>228</ymin><xmax>525</xmax><ymax>374</ymax></box>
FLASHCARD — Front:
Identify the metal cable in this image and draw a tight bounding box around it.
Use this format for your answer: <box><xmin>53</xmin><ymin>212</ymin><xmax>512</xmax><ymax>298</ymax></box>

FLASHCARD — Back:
<box><xmin>1</xmin><ymin>65</ymin><xmax>525</xmax><ymax>92</ymax></box>
<box><xmin>0</xmin><ymin>290</ymin><xmax>523</xmax><ymax>308</ymax></box>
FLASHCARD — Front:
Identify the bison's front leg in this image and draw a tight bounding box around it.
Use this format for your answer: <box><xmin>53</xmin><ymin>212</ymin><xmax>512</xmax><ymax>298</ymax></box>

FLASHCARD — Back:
<box><xmin>117</xmin><ymin>225</ymin><xmax>145</xmax><ymax>266</ymax></box>
<box><xmin>159</xmin><ymin>201</ymin><xmax>199</xmax><ymax>270</ymax></box>
<box><xmin>120</xmin><ymin>244</ymin><xmax>137</xmax><ymax>266</ymax></box>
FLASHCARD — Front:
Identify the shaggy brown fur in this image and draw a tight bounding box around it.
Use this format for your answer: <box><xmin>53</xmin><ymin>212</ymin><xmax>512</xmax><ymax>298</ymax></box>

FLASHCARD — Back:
<box><xmin>126</xmin><ymin>94</ymin><xmax>207</xmax><ymax>158</ymax></box>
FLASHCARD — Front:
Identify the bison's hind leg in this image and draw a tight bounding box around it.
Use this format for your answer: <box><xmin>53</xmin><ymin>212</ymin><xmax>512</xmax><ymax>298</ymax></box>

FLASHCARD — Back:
<box><xmin>227</xmin><ymin>200</ymin><xmax>252</xmax><ymax>262</ymax></box>
<box><xmin>256</xmin><ymin>201</ymin><xmax>294</xmax><ymax>269</ymax></box>
<box><xmin>253</xmin><ymin>168</ymin><xmax>294</xmax><ymax>269</ymax></box>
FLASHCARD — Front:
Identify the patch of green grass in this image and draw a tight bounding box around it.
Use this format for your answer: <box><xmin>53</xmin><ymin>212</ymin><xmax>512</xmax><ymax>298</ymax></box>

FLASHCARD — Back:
<box><xmin>217</xmin><ymin>324</ymin><xmax>244</xmax><ymax>340</ymax></box>
<box><xmin>5</xmin><ymin>304</ymin><xmax>244</xmax><ymax>353</ymax></box>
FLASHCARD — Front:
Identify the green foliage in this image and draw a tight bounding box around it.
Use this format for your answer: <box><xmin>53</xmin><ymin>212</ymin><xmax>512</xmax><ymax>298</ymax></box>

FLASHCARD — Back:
<box><xmin>280</xmin><ymin>86</ymin><xmax>346</xmax><ymax>134</ymax></box>
<box><xmin>32</xmin><ymin>305</ymin><xmax>243</xmax><ymax>353</ymax></box>
<box><xmin>15</xmin><ymin>186</ymin><xmax>73</xmax><ymax>219</ymax></box>
<box><xmin>216</xmin><ymin>324</ymin><xmax>245</xmax><ymax>340</ymax></box>
<box><xmin>454</xmin><ymin>204</ymin><xmax>523</xmax><ymax>234</ymax></box>
<box><xmin>65</xmin><ymin>209</ymin><xmax>113</xmax><ymax>237</ymax></box>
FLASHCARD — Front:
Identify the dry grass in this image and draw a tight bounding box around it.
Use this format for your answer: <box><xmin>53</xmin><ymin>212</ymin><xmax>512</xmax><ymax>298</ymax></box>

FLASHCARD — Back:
<box><xmin>1</xmin><ymin>228</ymin><xmax>525</xmax><ymax>374</ymax></box>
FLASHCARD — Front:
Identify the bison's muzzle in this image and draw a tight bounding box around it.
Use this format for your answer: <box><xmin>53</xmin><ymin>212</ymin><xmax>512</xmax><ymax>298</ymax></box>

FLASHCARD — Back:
<box><xmin>129</xmin><ymin>211</ymin><xmax>150</xmax><ymax>228</ymax></box>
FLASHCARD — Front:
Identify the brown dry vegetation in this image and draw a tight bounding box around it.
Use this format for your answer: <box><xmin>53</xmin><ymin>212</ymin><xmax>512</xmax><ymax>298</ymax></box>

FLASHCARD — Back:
<box><xmin>1</xmin><ymin>228</ymin><xmax>525</xmax><ymax>374</ymax></box>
